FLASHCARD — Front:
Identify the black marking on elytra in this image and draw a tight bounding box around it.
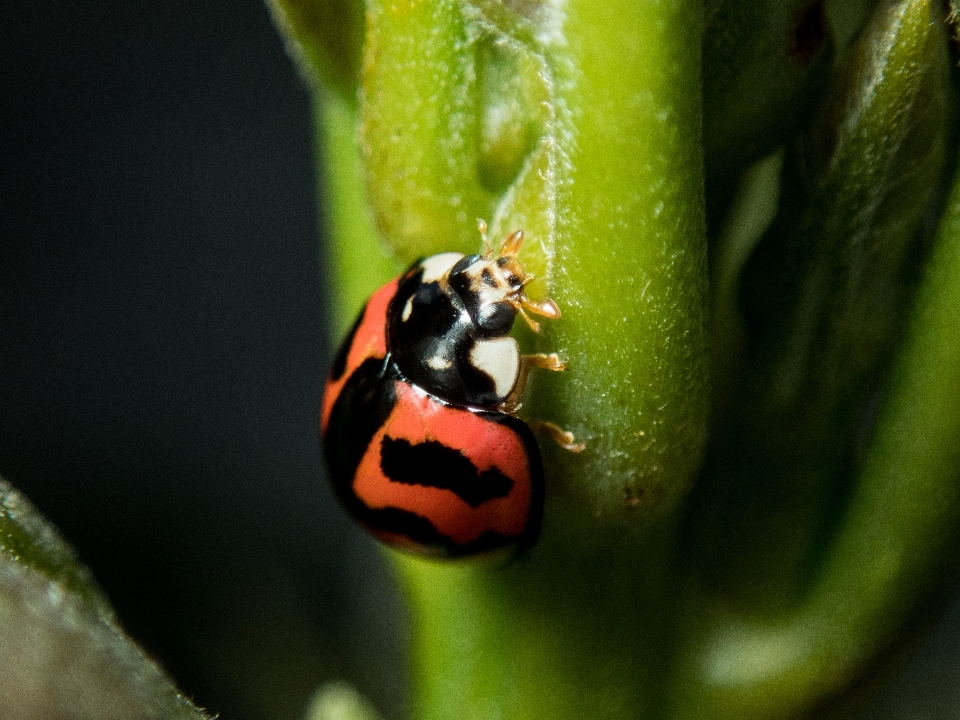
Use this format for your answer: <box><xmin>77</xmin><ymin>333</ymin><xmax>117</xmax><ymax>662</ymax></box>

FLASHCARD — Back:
<box><xmin>329</xmin><ymin>381</ymin><xmax>545</xmax><ymax>558</ymax></box>
<box><xmin>379</xmin><ymin>436</ymin><xmax>514</xmax><ymax>507</ymax></box>
<box><xmin>329</xmin><ymin>306</ymin><xmax>366</xmax><ymax>382</ymax></box>
<box><xmin>489</xmin><ymin>411</ymin><xmax>545</xmax><ymax>556</ymax></box>
<box><xmin>378</xmin><ymin>410</ymin><xmax>544</xmax><ymax>559</ymax></box>
<box><xmin>363</xmin><ymin>506</ymin><xmax>522</xmax><ymax>558</ymax></box>
<box><xmin>388</xmin><ymin>266</ymin><xmax>460</xmax><ymax>364</ymax></box>
<box><xmin>324</xmin><ymin>358</ymin><xmax>399</xmax><ymax>505</ymax></box>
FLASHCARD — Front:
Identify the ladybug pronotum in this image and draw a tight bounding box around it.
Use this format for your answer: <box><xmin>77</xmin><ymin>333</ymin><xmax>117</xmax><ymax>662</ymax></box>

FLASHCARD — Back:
<box><xmin>321</xmin><ymin>222</ymin><xmax>579</xmax><ymax>558</ymax></box>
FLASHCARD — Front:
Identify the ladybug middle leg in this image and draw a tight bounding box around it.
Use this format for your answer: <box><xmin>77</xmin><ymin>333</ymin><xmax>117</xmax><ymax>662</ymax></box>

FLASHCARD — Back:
<box><xmin>501</xmin><ymin>353</ymin><xmax>585</xmax><ymax>452</ymax></box>
<box><xmin>498</xmin><ymin>352</ymin><xmax>565</xmax><ymax>413</ymax></box>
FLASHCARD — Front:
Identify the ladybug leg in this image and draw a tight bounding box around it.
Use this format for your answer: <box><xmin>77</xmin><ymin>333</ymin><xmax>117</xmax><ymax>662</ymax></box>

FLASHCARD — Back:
<box><xmin>516</xmin><ymin>353</ymin><xmax>565</xmax><ymax>400</ymax></box>
<box><xmin>519</xmin><ymin>355</ymin><xmax>584</xmax><ymax>451</ymax></box>
<box><xmin>523</xmin><ymin>352</ymin><xmax>565</xmax><ymax>372</ymax></box>
<box><xmin>516</xmin><ymin>308</ymin><xmax>542</xmax><ymax>333</ymax></box>
<box><xmin>527</xmin><ymin>419</ymin><xmax>586</xmax><ymax>453</ymax></box>
<box><xmin>498</xmin><ymin>353</ymin><xmax>566</xmax><ymax>414</ymax></box>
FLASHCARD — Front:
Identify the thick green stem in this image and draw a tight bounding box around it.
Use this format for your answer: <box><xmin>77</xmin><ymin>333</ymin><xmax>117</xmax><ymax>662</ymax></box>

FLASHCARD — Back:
<box><xmin>669</xmin><ymin>140</ymin><xmax>960</xmax><ymax>720</ymax></box>
<box><xmin>669</xmin><ymin>1</ymin><xmax>959</xmax><ymax>715</ymax></box>
<box><xmin>537</xmin><ymin>0</ymin><xmax>707</xmax><ymax>526</ymax></box>
<box><xmin>397</xmin><ymin>526</ymin><xmax>679</xmax><ymax>720</ymax></box>
<box><xmin>382</xmin><ymin>0</ymin><xmax>707</xmax><ymax>717</ymax></box>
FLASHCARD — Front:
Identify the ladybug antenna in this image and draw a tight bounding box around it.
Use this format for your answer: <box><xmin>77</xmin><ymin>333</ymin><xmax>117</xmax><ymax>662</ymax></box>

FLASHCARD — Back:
<box><xmin>478</xmin><ymin>219</ymin><xmax>492</xmax><ymax>258</ymax></box>
<box><xmin>500</xmin><ymin>229</ymin><xmax>524</xmax><ymax>257</ymax></box>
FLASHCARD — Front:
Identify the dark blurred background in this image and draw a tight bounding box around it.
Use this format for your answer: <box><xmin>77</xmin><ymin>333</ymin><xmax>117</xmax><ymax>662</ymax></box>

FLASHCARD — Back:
<box><xmin>4</xmin><ymin>2</ymin><xmax>960</xmax><ymax>719</ymax></box>
<box><xmin>0</xmin><ymin>2</ymin><xmax>404</xmax><ymax>719</ymax></box>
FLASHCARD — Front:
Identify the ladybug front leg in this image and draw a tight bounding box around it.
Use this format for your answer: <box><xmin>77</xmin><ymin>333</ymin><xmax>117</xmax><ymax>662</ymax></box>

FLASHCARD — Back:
<box><xmin>515</xmin><ymin>297</ymin><xmax>561</xmax><ymax>334</ymax></box>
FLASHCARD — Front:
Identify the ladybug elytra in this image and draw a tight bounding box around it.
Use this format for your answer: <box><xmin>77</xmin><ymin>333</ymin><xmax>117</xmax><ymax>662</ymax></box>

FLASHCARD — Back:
<box><xmin>321</xmin><ymin>222</ymin><xmax>579</xmax><ymax>559</ymax></box>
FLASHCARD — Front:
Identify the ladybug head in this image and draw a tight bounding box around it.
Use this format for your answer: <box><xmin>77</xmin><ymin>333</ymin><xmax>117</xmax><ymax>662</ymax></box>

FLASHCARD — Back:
<box><xmin>446</xmin><ymin>222</ymin><xmax>561</xmax><ymax>335</ymax></box>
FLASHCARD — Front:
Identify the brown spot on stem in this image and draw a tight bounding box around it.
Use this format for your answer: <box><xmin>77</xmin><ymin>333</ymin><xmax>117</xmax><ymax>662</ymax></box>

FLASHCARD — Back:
<box><xmin>623</xmin><ymin>487</ymin><xmax>645</xmax><ymax>510</ymax></box>
<box><xmin>790</xmin><ymin>1</ymin><xmax>829</xmax><ymax>65</ymax></box>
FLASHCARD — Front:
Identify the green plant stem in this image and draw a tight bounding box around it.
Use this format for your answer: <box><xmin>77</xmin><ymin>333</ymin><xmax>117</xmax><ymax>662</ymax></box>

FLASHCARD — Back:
<box><xmin>395</xmin><ymin>524</ymin><xmax>679</xmax><ymax>720</ymax></box>
<box><xmin>534</xmin><ymin>0</ymin><xmax>707</xmax><ymax>525</ymax></box>
<box><xmin>377</xmin><ymin>0</ymin><xmax>707</xmax><ymax>717</ymax></box>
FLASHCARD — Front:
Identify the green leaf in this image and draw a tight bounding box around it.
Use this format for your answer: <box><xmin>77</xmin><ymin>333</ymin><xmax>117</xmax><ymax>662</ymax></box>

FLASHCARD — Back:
<box><xmin>1</xmin><ymin>477</ymin><xmax>111</xmax><ymax>617</ymax></box>
<box><xmin>703</xmin><ymin>0</ymin><xmax>834</xmax><ymax>195</ymax></box>
<box><xmin>0</xmin><ymin>478</ymin><xmax>211</xmax><ymax>720</ymax></box>
<box><xmin>670</xmin><ymin>0</ymin><xmax>957</xmax><ymax>716</ymax></box>
<box><xmin>267</xmin><ymin>0</ymin><xmax>365</xmax><ymax>102</ymax></box>
<box><xmin>699</xmin><ymin>0</ymin><xmax>951</xmax><ymax>610</ymax></box>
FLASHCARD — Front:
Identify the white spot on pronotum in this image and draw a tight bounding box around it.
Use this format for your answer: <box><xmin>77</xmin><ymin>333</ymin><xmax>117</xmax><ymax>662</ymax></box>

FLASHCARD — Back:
<box><xmin>401</xmin><ymin>296</ymin><xmax>414</xmax><ymax>322</ymax></box>
<box><xmin>427</xmin><ymin>354</ymin><xmax>452</xmax><ymax>370</ymax></box>
<box><xmin>420</xmin><ymin>253</ymin><xmax>464</xmax><ymax>283</ymax></box>
<box><xmin>469</xmin><ymin>337</ymin><xmax>520</xmax><ymax>399</ymax></box>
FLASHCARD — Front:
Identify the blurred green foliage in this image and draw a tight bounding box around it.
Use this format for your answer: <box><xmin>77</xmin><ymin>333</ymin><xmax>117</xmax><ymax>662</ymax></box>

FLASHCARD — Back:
<box><xmin>0</xmin><ymin>478</ymin><xmax>212</xmax><ymax>720</ymax></box>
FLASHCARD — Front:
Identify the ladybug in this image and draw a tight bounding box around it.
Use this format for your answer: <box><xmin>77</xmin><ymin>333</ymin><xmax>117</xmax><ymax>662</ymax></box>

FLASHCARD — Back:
<box><xmin>321</xmin><ymin>222</ymin><xmax>580</xmax><ymax>559</ymax></box>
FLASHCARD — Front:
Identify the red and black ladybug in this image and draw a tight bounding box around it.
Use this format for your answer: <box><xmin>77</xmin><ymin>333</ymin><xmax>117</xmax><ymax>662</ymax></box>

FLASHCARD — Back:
<box><xmin>321</xmin><ymin>222</ymin><xmax>579</xmax><ymax>559</ymax></box>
